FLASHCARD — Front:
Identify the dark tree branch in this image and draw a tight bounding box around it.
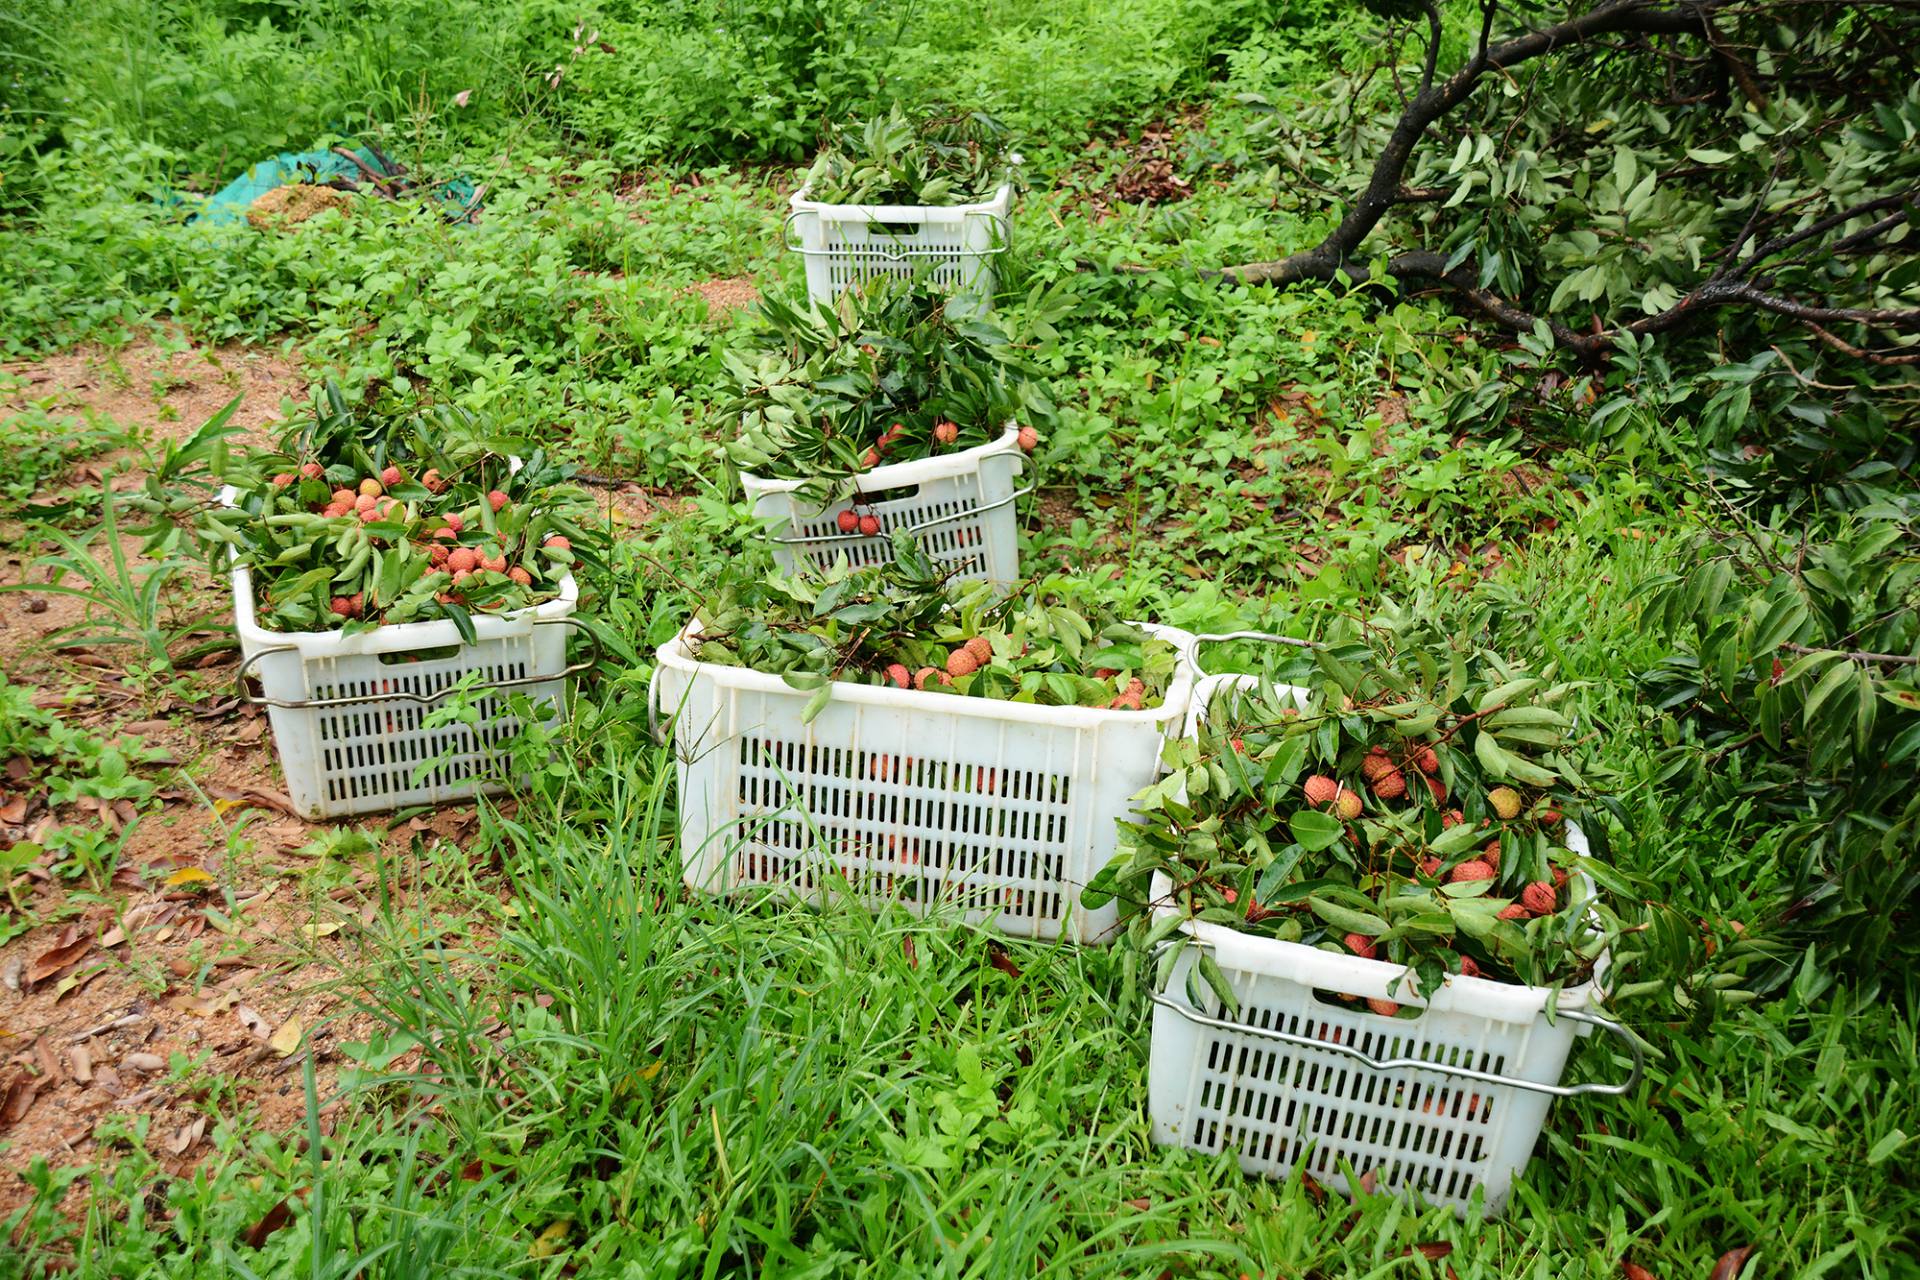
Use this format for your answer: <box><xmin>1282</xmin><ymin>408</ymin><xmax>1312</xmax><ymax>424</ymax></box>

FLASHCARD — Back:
<box><xmin>1418</xmin><ymin>1</ymin><xmax>1445</xmax><ymax>99</ymax></box>
<box><xmin>1207</xmin><ymin>0</ymin><xmax>1920</xmax><ymax>362</ymax></box>
<box><xmin>1223</xmin><ymin>0</ymin><xmax>1721</xmax><ymax>289</ymax></box>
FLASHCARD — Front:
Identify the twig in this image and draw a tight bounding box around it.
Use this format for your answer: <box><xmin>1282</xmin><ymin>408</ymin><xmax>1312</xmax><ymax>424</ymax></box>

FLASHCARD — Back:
<box><xmin>1780</xmin><ymin>641</ymin><xmax>1919</xmax><ymax>666</ymax></box>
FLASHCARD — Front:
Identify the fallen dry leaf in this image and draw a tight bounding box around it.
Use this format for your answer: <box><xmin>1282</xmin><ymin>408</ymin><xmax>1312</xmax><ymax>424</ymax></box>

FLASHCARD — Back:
<box><xmin>0</xmin><ymin>1073</ymin><xmax>41</xmax><ymax>1129</ymax></box>
<box><xmin>268</xmin><ymin>1017</ymin><xmax>304</xmax><ymax>1058</ymax></box>
<box><xmin>28</xmin><ymin>923</ymin><xmax>95</xmax><ymax>984</ymax></box>
<box><xmin>0</xmin><ymin>795</ymin><xmax>26</xmax><ymax>824</ymax></box>
<box><xmin>205</xmin><ymin>784</ymin><xmax>300</xmax><ymax>818</ymax></box>
<box><xmin>235</xmin><ymin>1005</ymin><xmax>270</xmax><ymax>1040</ymax></box>
<box><xmin>1709</xmin><ymin>1247</ymin><xmax>1756</xmax><ymax>1280</ymax></box>
<box><xmin>528</xmin><ymin>1219</ymin><xmax>572</xmax><ymax>1260</ymax></box>
<box><xmin>986</xmin><ymin>946</ymin><xmax>1022</xmax><ymax>980</ymax></box>
<box><xmin>164</xmin><ymin>866</ymin><xmax>216</xmax><ymax>888</ymax></box>
<box><xmin>69</xmin><ymin>1044</ymin><xmax>93</xmax><ymax>1084</ymax></box>
<box><xmin>122</xmin><ymin>1052</ymin><xmax>166</xmax><ymax>1075</ymax></box>
<box><xmin>901</xmin><ymin>936</ymin><xmax>916</xmax><ymax>969</ymax></box>
<box><xmin>241</xmin><ymin>1198</ymin><xmax>294</xmax><ymax>1249</ymax></box>
<box><xmin>1122</xmin><ymin>1197</ymin><xmax>1151</xmax><ymax>1212</ymax></box>
<box><xmin>33</xmin><ymin>1037</ymin><xmax>60</xmax><ymax>1081</ymax></box>
<box><xmin>165</xmin><ymin>1114</ymin><xmax>209</xmax><ymax>1156</ymax></box>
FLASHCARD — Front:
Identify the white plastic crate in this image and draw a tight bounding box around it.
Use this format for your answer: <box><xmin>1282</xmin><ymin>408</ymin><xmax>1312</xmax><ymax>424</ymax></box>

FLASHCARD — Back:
<box><xmin>653</xmin><ymin>622</ymin><xmax>1195</xmax><ymax>943</ymax></box>
<box><xmin>230</xmin><ymin>563</ymin><xmax>589</xmax><ymax>820</ymax></box>
<box><xmin>785</xmin><ymin>179</ymin><xmax>1014</xmax><ymax>307</ymax></box>
<box><xmin>1145</xmin><ymin>674</ymin><xmax>1641</xmax><ymax>1218</ymax></box>
<box><xmin>742</xmin><ymin>426</ymin><xmax>1028</xmax><ymax>583</ymax></box>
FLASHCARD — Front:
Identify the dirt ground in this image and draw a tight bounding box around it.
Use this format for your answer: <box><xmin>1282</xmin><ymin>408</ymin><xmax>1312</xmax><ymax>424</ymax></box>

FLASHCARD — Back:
<box><xmin>0</xmin><ymin>338</ymin><xmax>483</xmax><ymax>1219</ymax></box>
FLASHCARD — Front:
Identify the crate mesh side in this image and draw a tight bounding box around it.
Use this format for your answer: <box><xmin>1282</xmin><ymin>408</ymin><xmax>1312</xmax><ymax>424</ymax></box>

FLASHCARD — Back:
<box><xmin>787</xmin><ymin>479</ymin><xmax>992</xmax><ymax>578</ymax></box>
<box><xmin>730</xmin><ymin>734</ymin><xmax>1074</xmax><ymax>928</ymax></box>
<box><xmin>304</xmin><ymin>652</ymin><xmax>542</xmax><ymax>810</ymax></box>
<box><xmin>819</xmin><ymin>226</ymin><xmax>981</xmax><ymax>293</ymax></box>
<box><xmin>1184</xmin><ymin>999</ymin><xmax>1533</xmax><ymax>1208</ymax></box>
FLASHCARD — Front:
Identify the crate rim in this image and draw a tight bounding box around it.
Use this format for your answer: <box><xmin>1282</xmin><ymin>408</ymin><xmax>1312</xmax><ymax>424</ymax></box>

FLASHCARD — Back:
<box><xmin>654</xmin><ymin>618</ymin><xmax>1197</xmax><ymax>735</ymax></box>
<box><xmin>788</xmin><ymin>174</ymin><xmax>1018</xmax><ymax>223</ymax></box>
<box><xmin>739</xmin><ymin>424</ymin><xmax>1023</xmax><ymax>500</ymax></box>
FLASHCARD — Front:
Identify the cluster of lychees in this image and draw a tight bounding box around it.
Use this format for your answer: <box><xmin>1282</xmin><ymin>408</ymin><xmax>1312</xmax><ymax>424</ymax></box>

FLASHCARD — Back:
<box><xmin>831</xmin><ymin>423</ymin><xmax>1041</xmax><ymax>539</ymax></box>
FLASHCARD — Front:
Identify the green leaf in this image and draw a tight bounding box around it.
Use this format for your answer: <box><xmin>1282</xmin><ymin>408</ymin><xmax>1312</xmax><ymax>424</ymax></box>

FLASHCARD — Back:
<box><xmin>1288</xmin><ymin>810</ymin><xmax>1344</xmax><ymax>852</ymax></box>
<box><xmin>1307</xmin><ymin>895</ymin><xmax>1388</xmax><ymax>937</ymax></box>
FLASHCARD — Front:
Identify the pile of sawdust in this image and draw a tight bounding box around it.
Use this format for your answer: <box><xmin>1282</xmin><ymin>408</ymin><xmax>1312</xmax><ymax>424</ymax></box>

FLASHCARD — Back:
<box><xmin>246</xmin><ymin>184</ymin><xmax>352</xmax><ymax>230</ymax></box>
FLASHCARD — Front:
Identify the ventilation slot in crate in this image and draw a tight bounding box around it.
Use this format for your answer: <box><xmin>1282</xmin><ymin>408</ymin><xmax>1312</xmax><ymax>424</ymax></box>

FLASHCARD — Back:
<box><xmin>729</xmin><ymin>735</ymin><xmax>1074</xmax><ymax>926</ymax></box>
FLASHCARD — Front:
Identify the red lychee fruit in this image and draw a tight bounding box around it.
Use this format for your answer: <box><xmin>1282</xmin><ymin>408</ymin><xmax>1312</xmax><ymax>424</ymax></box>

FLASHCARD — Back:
<box><xmin>1442</xmin><ymin>809</ymin><xmax>1465</xmax><ymax>829</ymax></box>
<box><xmin>1497</xmin><ymin>903</ymin><xmax>1529</xmax><ymax>921</ymax></box>
<box><xmin>301</xmin><ymin>462</ymin><xmax>325</xmax><ymax>480</ymax></box>
<box><xmin>428</xmin><ymin>544</ymin><xmax>450</xmax><ymax>566</ymax></box>
<box><xmin>1360</xmin><ymin>747</ymin><xmax>1393</xmax><ymax>780</ymax></box>
<box><xmin>1108</xmin><ymin>689</ymin><xmax>1144</xmax><ymax>711</ymax></box>
<box><xmin>432</xmin><ymin>526</ymin><xmax>457</xmax><ymax>541</ymax></box>
<box><xmin>421</xmin><ymin>469</ymin><xmax>444</xmax><ymax>493</ymax></box>
<box><xmin>359</xmin><ymin>477</ymin><xmax>383</xmax><ymax>497</ymax></box>
<box><xmin>1488</xmin><ymin>786</ymin><xmax>1523</xmax><ymax>820</ymax></box>
<box><xmin>1017</xmin><ymin>426</ymin><xmax>1039</xmax><ymax>452</ymax></box>
<box><xmin>453</xmin><ymin>568</ymin><xmax>472</xmax><ymax>584</ymax></box>
<box><xmin>913</xmin><ymin>667</ymin><xmax>947</xmax><ymax>691</ymax></box>
<box><xmin>331</xmin><ymin>488</ymin><xmax>355</xmax><ymax>507</ymax></box>
<box><xmin>1420</xmin><ymin>855</ymin><xmax>1442</xmax><ymax>878</ymax></box>
<box><xmin>487</xmin><ymin>490</ymin><xmax>509</xmax><ymax>511</ymax></box>
<box><xmin>329</xmin><ymin>596</ymin><xmax>355</xmax><ymax>617</ymax></box>
<box><xmin>444</xmin><ymin>513</ymin><xmax>464</xmax><ymax>533</ymax></box>
<box><xmin>946</xmin><ymin>648</ymin><xmax>980</xmax><ymax>678</ymax></box>
<box><xmin>1456</xmin><ymin>955</ymin><xmax>1482</xmax><ymax>978</ymax></box>
<box><xmin>933</xmin><ymin>420</ymin><xmax>958</xmax><ymax>445</ymax></box>
<box><xmin>481</xmin><ymin>554</ymin><xmax>507</xmax><ymax>574</ymax></box>
<box><xmin>858</xmin><ymin>514</ymin><xmax>881</xmax><ymax>537</ymax></box>
<box><xmin>1303</xmin><ymin>775</ymin><xmax>1340</xmax><ymax>806</ymax></box>
<box><xmin>964</xmin><ymin>636</ymin><xmax>993</xmax><ymax>665</ymax></box>
<box><xmin>1367</xmin><ymin>998</ymin><xmax>1401</xmax><ymax>1017</ymax></box>
<box><xmin>544</xmin><ymin>535</ymin><xmax>570</xmax><ymax>551</ymax></box>
<box><xmin>1230</xmin><ymin>737</ymin><xmax>1246</xmax><ymax>754</ymax></box>
<box><xmin>860</xmin><ymin>449</ymin><xmax>880</xmax><ymax>469</ymax></box>
<box><xmin>381</xmin><ymin>465</ymin><xmax>403</xmax><ymax>488</ymax></box>
<box><xmin>1422</xmin><ymin>773</ymin><xmax>1447</xmax><ymax>805</ymax></box>
<box><xmin>1334</xmin><ymin>789</ymin><xmax>1363</xmax><ymax>821</ymax></box>
<box><xmin>836</xmin><ymin>509</ymin><xmax>859</xmax><ymax>534</ymax></box>
<box><xmin>355</xmin><ymin>492</ymin><xmax>378</xmax><ymax>513</ymax></box>
<box><xmin>1521</xmin><ymin>881</ymin><xmax>1558</xmax><ymax>916</ymax></box>
<box><xmin>1449</xmin><ymin>859</ymin><xmax>1495</xmax><ymax>884</ymax></box>
<box><xmin>885</xmin><ymin>663</ymin><xmax>911</xmax><ymax>689</ymax></box>
<box><xmin>1371</xmin><ymin>768</ymin><xmax>1408</xmax><ymax>800</ymax></box>
<box><xmin>272</xmin><ymin>472</ymin><xmax>295</xmax><ymax>488</ymax></box>
<box><xmin>508</xmin><ymin>567</ymin><xmax>532</xmax><ymax>586</ymax></box>
<box><xmin>1541</xmin><ymin>808</ymin><xmax>1564</xmax><ymax>825</ymax></box>
<box><xmin>448</xmin><ymin>548</ymin><xmax>479</xmax><ymax>574</ymax></box>
<box><xmin>1413</xmin><ymin>745</ymin><xmax>1440</xmax><ymax>775</ymax></box>
<box><xmin>1551</xmin><ymin>865</ymin><xmax>1570</xmax><ymax>890</ymax></box>
<box><xmin>1343</xmin><ymin>932</ymin><xmax>1378</xmax><ymax>960</ymax></box>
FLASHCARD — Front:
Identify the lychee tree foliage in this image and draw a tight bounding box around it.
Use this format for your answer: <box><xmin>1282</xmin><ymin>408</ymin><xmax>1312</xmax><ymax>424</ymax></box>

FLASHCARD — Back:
<box><xmin>140</xmin><ymin>384</ymin><xmax>597</xmax><ymax>640</ymax></box>
<box><xmin>1640</xmin><ymin>507</ymin><xmax>1920</xmax><ymax>982</ymax></box>
<box><xmin>802</xmin><ymin>104</ymin><xmax>1015</xmax><ymax>206</ymax></box>
<box><xmin>687</xmin><ymin>531</ymin><xmax>1181</xmax><ymax>723</ymax></box>
<box><xmin>1091</xmin><ymin>613</ymin><xmax>1634</xmax><ymax>1008</ymax></box>
<box><xmin>724</xmin><ymin>279</ymin><xmax>1051</xmax><ymax>503</ymax></box>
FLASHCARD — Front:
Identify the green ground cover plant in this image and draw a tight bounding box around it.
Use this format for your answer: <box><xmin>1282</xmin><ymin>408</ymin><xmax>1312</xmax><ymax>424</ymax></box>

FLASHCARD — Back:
<box><xmin>0</xmin><ymin>0</ymin><xmax>1915</xmax><ymax>1277</ymax></box>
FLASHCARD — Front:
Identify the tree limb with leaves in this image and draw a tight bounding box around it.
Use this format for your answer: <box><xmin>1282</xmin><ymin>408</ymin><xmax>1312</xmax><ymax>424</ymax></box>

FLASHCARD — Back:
<box><xmin>1225</xmin><ymin>0</ymin><xmax>1920</xmax><ymax>363</ymax></box>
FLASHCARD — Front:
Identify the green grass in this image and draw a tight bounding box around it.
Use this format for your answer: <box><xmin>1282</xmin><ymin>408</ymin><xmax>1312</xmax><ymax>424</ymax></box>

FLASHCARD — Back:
<box><xmin>2</xmin><ymin>1</ymin><xmax>1917</xmax><ymax>1276</ymax></box>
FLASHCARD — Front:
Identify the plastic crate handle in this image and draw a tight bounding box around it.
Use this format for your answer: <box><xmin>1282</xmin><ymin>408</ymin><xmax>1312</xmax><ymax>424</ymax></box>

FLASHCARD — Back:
<box><xmin>1183</xmin><ymin>631</ymin><xmax>1318</xmax><ymax>679</ymax></box>
<box><xmin>766</xmin><ymin>481</ymin><xmax>1035</xmax><ymax>547</ymax></box>
<box><xmin>236</xmin><ymin>616</ymin><xmax>597</xmax><ymax>710</ymax></box>
<box><xmin>782</xmin><ymin>208</ymin><xmax>1012</xmax><ymax>263</ymax></box>
<box><xmin>1147</xmin><ymin>964</ymin><xmax>1644</xmax><ymax>1099</ymax></box>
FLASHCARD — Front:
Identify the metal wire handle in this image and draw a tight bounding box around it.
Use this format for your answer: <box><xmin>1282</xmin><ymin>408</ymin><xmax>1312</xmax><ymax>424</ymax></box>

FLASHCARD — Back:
<box><xmin>767</xmin><ymin>483</ymin><xmax>1035</xmax><ymax>547</ymax></box>
<box><xmin>236</xmin><ymin>617</ymin><xmax>598</xmax><ymax>711</ymax></box>
<box><xmin>1148</xmin><ymin>948</ymin><xmax>1643</xmax><ymax>1099</ymax></box>
<box><xmin>782</xmin><ymin>209</ymin><xmax>1012</xmax><ymax>263</ymax></box>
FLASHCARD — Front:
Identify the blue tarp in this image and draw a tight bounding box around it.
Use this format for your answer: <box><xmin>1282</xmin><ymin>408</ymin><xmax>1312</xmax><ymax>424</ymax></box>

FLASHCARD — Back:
<box><xmin>196</xmin><ymin>145</ymin><xmax>478</xmax><ymax>223</ymax></box>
